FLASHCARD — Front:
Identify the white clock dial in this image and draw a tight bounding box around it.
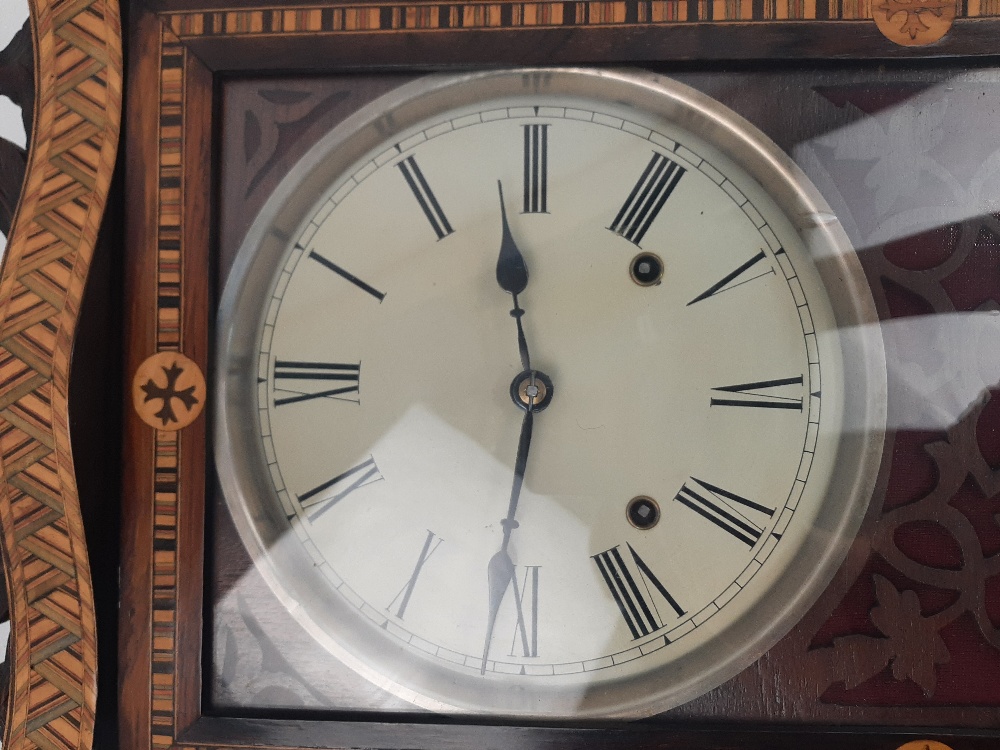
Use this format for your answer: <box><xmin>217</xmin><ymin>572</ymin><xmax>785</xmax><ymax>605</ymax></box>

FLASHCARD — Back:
<box><xmin>216</xmin><ymin>69</ymin><xmax>887</xmax><ymax>719</ymax></box>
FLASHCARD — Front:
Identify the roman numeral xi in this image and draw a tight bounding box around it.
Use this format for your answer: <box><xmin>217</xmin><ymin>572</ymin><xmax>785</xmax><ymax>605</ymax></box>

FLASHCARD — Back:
<box><xmin>398</xmin><ymin>155</ymin><xmax>453</xmax><ymax>240</ymax></box>
<box><xmin>610</xmin><ymin>152</ymin><xmax>685</xmax><ymax>246</ymax></box>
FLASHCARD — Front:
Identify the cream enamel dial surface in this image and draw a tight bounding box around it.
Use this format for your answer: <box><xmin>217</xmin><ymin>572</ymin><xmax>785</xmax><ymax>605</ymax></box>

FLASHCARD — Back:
<box><xmin>216</xmin><ymin>70</ymin><xmax>886</xmax><ymax>719</ymax></box>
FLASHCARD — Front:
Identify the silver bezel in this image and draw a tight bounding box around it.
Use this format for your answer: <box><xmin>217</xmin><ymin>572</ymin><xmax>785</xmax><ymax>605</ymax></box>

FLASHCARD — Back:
<box><xmin>215</xmin><ymin>68</ymin><xmax>887</xmax><ymax>719</ymax></box>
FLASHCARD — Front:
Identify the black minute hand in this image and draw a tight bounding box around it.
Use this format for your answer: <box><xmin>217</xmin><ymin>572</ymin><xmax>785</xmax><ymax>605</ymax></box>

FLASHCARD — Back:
<box><xmin>495</xmin><ymin>181</ymin><xmax>531</xmax><ymax>371</ymax></box>
<box><xmin>481</xmin><ymin>398</ymin><xmax>534</xmax><ymax>674</ymax></box>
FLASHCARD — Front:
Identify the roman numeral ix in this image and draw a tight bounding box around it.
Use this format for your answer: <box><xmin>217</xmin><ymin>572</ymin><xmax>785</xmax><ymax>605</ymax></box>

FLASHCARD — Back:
<box><xmin>593</xmin><ymin>544</ymin><xmax>684</xmax><ymax>640</ymax></box>
<box><xmin>387</xmin><ymin>530</ymin><xmax>443</xmax><ymax>620</ymax></box>
<box><xmin>674</xmin><ymin>478</ymin><xmax>774</xmax><ymax>547</ymax></box>
<box><xmin>523</xmin><ymin>124</ymin><xmax>548</xmax><ymax>213</ymax></box>
<box><xmin>398</xmin><ymin>155</ymin><xmax>453</xmax><ymax>240</ymax></box>
<box><xmin>297</xmin><ymin>457</ymin><xmax>383</xmax><ymax>521</ymax></box>
<box><xmin>609</xmin><ymin>152</ymin><xmax>685</xmax><ymax>246</ymax></box>
<box><xmin>710</xmin><ymin>375</ymin><xmax>804</xmax><ymax>411</ymax></box>
<box><xmin>273</xmin><ymin>360</ymin><xmax>360</xmax><ymax>407</ymax></box>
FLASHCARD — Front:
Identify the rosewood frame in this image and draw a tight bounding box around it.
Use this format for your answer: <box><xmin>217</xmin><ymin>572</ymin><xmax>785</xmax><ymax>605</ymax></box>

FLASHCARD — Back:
<box><xmin>121</xmin><ymin>3</ymin><xmax>1000</xmax><ymax>750</ymax></box>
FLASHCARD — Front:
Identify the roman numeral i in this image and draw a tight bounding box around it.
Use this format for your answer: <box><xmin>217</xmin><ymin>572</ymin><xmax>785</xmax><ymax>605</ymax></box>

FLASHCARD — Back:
<box><xmin>609</xmin><ymin>152</ymin><xmax>685</xmax><ymax>246</ymax></box>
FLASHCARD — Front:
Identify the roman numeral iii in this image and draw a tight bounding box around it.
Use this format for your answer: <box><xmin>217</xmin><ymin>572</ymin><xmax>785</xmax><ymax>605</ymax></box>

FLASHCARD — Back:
<box><xmin>398</xmin><ymin>155</ymin><xmax>453</xmax><ymax>240</ymax></box>
<box><xmin>674</xmin><ymin>478</ymin><xmax>774</xmax><ymax>547</ymax></box>
<box><xmin>522</xmin><ymin>124</ymin><xmax>548</xmax><ymax>213</ymax></box>
<box><xmin>273</xmin><ymin>360</ymin><xmax>360</xmax><ymax>407</ymax></box>
<box><xmin>297</xmin><ymin>457</ymin><xmax>383</xmax><ymax>521</ymax></box>
<box><xmin>710</xmin><ymin>375</ymin><xmax>804</xmax><ymax>411</ymax></box>
<box><xmin>609</xmin><ymin>152</ymin><xmax>685</xmax><ymax>246</ymax></box>
<box><xmin>592</xmin><ymin>544</ymin><xmax>684</xmax><ymax>640</ymax></box>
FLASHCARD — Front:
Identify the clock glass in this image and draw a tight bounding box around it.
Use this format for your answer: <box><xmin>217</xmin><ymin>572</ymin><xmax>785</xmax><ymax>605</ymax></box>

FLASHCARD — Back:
<box><xmin>215</xmin><ymin>69</ymin><xmax>887</xmax><ymax>719</ymax></box>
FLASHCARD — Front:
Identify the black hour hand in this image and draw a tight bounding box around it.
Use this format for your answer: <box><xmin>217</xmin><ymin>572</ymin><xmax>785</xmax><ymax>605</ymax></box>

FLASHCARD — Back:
<box><xmin>496</xmin><ymin>181</ymin><xmax>528</xmax><ymax>295</ymax></box>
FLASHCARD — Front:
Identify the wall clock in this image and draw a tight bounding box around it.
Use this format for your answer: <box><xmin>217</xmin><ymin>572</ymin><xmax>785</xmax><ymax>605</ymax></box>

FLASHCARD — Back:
<box><xmin>102</xmin><ymin>0</ymin><xmax>1000</xmax><ymax>749</ymax></box>
<box><xmin>214</xmin><ymin>67</ymin><xmax>886</xmax><ymax>719</ymax></box>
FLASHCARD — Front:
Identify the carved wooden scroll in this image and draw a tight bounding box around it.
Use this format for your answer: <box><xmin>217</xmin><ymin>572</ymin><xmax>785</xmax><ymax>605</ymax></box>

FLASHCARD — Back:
<box><xmin>0</xmin><ymin>1</ymin><xmax>122</xmax><ymax>749</ymax></box>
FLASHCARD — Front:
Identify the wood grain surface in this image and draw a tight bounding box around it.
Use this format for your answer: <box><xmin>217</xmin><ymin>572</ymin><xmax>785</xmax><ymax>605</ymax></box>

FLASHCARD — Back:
<box><xmin>120</xmin><ymin>2</ymin><xmax>1000</xmax><ymax>749</ymax></box>
<box><xmin>0</xmin><ymin>0</ymin><xmax>122</xmax><ymax>749</ymax></box>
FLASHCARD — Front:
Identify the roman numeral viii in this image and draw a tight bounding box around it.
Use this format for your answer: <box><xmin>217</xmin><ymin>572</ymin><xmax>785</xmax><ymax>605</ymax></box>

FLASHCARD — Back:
<box><xmin>398</xmin><ymin>156</ymin><xmax>453</xmax><ymax>240</ymax></box>
<box><xmin>592</xmin><ymin>544</ymin><xmax>684</xmax><ymax>640</ymax></box>
<box><xmin>710</xmin><ymin>375</ymin><xmax>804</xmax><ymax>411</ymax></box>
<box><xmin>523</xmin><ymin>124</ymin><xmax>548</xmax><ymax>213</ymax></box>
<box><xmin>297</xmin><ymin>457</ymin><xmax>383</xmax><ymax>521</ymax></box>
<box><xmin>609</xmin><ymin>153</ymin><xmax>685</xmax><ymax>246</ymax></box>
<box><xmin>674</xmin><ymin>478</ymin><xmax>774</xmax><ymax>547</ymax></box>
<box><xmin>273</xmin><ymin>360</ymin><xmax>360</xmax><ymax>407</ymax></box>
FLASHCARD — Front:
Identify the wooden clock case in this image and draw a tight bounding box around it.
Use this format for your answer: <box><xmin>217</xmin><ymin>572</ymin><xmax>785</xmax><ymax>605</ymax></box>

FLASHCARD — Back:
<box><xmin>7</xmin><ymin>0</ymin><xmax>1000</xmax><ymax>748</ymax></box>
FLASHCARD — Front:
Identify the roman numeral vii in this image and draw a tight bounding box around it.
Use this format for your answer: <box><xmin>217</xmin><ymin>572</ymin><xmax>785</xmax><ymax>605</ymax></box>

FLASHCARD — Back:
<box><xmin>387</xmin><ymin>530</ymin><xmax>443</xmax><ymax>620</ymax></box>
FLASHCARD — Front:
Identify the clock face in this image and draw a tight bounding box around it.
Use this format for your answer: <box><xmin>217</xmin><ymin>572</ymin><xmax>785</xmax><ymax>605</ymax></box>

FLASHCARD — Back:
<box><xmin>216</xmin><ymin>69</ymin><xmax>887</xmax><ymax>718</ymax></box>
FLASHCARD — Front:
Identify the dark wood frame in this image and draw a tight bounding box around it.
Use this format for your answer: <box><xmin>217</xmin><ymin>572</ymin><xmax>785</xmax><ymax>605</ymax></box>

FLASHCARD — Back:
<box><xmin>121</xmin><ymin>4</ymin><xmax>1000</xmax><ymax>750</ymax></box>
